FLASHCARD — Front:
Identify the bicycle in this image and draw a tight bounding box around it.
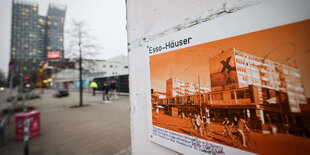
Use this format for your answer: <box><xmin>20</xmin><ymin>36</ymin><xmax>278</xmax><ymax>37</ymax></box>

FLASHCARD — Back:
<box><xmin>231</xmin><ymin>130</ymin><xmax>256</xmax><ymax>150</ymax></box>
<box><xmin>202</xmin><ymin>127</ymin><xmax>213</xmax><ymax>140</ymax></box>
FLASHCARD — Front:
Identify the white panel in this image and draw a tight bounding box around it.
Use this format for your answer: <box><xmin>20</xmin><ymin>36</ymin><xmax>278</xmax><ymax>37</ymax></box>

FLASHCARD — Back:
<box><xmin>127</xmin><ymin>0</ymin><xmax>310</xmax><ymax>154</ymax></box>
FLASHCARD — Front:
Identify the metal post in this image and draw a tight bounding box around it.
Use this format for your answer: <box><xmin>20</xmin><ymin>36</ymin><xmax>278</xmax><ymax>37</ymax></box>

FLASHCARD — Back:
<box><xmin>23</xmin><ymin>93</ymin><xmax>27</xmax><ymax>113</ymax></box>
<box><xmin>23</xmin><ymin>116</ymin><xmax>30</xmax><ymax>155</ymax></box>
<box><xmin>41</xmin><ymin>69</ymin><xmax>44</xmax><ymax>94</ymax></box>
<box><xmin>7</xmin><ymin>76</ymin><xmax>13</xmax><ymax>125</ymax></box>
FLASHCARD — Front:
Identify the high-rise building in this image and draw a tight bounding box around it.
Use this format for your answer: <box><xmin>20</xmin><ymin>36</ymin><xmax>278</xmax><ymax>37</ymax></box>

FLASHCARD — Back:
<box><xmin>46</xmin><ymin>4</ymin><xmax>66</xmax><ymax>59</ymax></box>
<box><xmin>9</xmin><ymin>0</ymin><xmax>66</xmax><ymax>85</ymax></box>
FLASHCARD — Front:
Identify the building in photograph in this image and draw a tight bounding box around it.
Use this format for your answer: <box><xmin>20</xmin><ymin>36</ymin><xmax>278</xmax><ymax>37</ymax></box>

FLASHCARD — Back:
<box><xmin>166</xmin><ymin>78</ymin><xmax>209</xmax><ymax>98</ymax></box>
<box><xmin>8</xmin><ymin>0</ymin><xmax>66</xmax><ymax>86</ymax></box>
<box><xmin>205</xmin><ymin>47</ymin><xmax>308</xmax><ymax>134</ymax></box>
<box><xmin>209</xmin><ymin>48</ymin><xmax>307</xmax><ymax>113</ymax></box>
<box><xmin>153</xmin><ymin>47</ymin><xmax>309</xmax><ymax>136</ymax></box>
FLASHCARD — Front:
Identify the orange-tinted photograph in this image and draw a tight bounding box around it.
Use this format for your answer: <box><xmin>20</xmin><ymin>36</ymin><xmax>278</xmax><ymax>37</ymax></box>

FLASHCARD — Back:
<box><xmin>150</xmin><ymin>19</ymin><xmax>310</xmax><ymax>154</ymax></box>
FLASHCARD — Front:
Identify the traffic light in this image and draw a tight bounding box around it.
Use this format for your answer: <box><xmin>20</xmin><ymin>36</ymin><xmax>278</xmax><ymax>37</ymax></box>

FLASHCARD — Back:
<box><xmin>24</xmin><ymin>76</ymin><xmax>29</xmax><ymax>82</ymax></box>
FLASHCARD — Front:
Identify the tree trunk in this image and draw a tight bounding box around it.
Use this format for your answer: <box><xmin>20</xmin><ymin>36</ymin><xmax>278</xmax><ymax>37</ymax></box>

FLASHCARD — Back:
<box><xmin>79</xmin><ymin>30</ymin><xmax>83</xmax><ymax>107</ymax></box>
<box><xmin>79</xmin><ymin>57</ymin><xmax>83</xmax><ymax>106</ymax></box>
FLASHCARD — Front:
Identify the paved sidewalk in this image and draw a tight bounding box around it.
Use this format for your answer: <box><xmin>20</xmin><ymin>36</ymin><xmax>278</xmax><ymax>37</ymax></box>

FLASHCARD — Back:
<box><xmin>0</xmin><ymin>89</ymin><xmax>131</xmax><ymax>155</ymax></box>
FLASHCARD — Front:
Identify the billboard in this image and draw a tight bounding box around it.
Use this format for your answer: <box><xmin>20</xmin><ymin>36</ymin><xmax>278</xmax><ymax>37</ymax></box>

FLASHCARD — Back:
<box><xmin>47</xmin><ymin>51</ymin><xmax>61</xmax><ymax>59</ymax></box>
<box><xmin>147</xmin><ymin>1</ymin><xmax>310</xmax><ymax>154</ymax></box>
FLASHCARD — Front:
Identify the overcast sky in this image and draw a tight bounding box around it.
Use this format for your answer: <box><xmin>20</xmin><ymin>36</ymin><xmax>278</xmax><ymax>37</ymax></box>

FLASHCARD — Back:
<box><xmin>0</xmin><ymin>0</ymin><xmax>127</xmax><ymax>77</ymax></box>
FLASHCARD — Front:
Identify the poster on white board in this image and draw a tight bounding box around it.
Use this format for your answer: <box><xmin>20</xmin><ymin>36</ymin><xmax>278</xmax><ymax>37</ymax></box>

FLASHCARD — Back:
<box><xmin>146</xmin><ymin>0</ymin><xmax>310</xmax><ymax>154</ymax></box>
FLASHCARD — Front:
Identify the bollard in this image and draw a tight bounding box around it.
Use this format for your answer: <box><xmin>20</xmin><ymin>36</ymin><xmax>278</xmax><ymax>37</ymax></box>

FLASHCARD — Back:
<box><xmin>0</xmin><ymin>116</ymin><xmax>5</xmax><ymax>146</ymax></box>
<box><xmin>24</xmin><ymin>116</ymin><xmax>30</xmax><ymax>155</ymax></box>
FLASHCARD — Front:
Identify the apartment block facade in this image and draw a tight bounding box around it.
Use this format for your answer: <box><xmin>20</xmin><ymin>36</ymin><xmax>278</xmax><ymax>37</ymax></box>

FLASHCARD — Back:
<box><xmin>209</xmin><ymin>48</ymin><xmax>307</xmax><ymax>112</ymax></box>
<box><xmin>166</xmin><ymin>78</ymin><xmax>210</xmax><ymax>98</ymax></box>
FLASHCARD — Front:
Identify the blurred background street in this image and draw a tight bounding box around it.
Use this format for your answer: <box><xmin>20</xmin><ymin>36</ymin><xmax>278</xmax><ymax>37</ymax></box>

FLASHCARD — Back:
<box><xmin>0</xmin><ymin>89</ymin><xmax>130</xmax><ymax>155</ymax></box>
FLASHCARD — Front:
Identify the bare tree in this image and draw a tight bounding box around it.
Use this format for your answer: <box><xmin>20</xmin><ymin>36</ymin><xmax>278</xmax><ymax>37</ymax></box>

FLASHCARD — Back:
<box><xmin>66</xmin><ymin>20</ymin><xmax>100</xmax><ymax>106</ymax></box>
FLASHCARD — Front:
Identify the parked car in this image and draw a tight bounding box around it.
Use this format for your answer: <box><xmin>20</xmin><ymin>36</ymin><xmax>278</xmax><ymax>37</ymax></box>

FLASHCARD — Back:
<box><xmin>54</xmin><ymin>89</ymin><xmax>69</xmax><ymax>98</ymax></box>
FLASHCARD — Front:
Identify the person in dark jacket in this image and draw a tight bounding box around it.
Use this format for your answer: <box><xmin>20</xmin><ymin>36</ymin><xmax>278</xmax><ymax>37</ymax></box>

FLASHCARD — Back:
<box><xmin>110</xmin><ymin>80</ymin><xmax>118</xmax><ymax>100</ymax></box>
<box><xmin>102</xmin><ymin>82</ymin><xmax>110</xmax><ymax>102</ymax></box>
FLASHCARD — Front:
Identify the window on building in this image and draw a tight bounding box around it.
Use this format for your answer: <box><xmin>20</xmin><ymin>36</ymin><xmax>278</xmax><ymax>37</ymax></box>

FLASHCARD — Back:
<box><xmin>38</xmin><ymin>18</ymin><xmax>45</xmax><ymax>24</ymax></box>
<box><xmin>214</xmin><ymin>93</ymin><xmax>223</xmax><ymax>100</ymax></box>
<box><xmin>236</xmin><ymin>90</ymin><xmax>245</xmax><ymax>99</ymax></box>
<box><xmin>124</xmin><ymin>66</ymin><xmax>128</xmax><ymax>68</ymax></box>
<box><xmin>245</xmin><ymin>89</ymin><xmax>250</xmax><ymax>98</ymax></box>
<box><xmin>231</xmin><ymin>91</ymin><xmax>235</xmax><ymax>99</ymax></box>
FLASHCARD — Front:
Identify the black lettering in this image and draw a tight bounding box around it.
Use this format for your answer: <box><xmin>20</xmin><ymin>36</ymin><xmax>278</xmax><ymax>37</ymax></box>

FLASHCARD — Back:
<box><xmin>188</xmin><ymin>37</ymin><xmax>192</xmax><ymax>44</ymax></box>
<box><xmin>149</xmin><ymin>47</ymin><xmax>152</xmax><ymax>54</ymax></box>
<box><xmin>179</xmin><ymin>40</ymin><xmax>183</xmax><ymax>46</ymax></box>
<box><xmin>174</xmin><ymin>41</ymin><xmax>179</xmax><ymax>47</ymax></box>
<box><xmin>170</xmin><ymin>41</ymin><xmax>175</xmax><ymax>48</ymax></box>
<box><xmin>183</xmin><ymin>38</ymin><xmax>188</xmax><ymax>45</ymax></box>
<box><xmin>165</xmin><ymin>42</ymin><xmax>171</xmax><ymax>49</ymax></box>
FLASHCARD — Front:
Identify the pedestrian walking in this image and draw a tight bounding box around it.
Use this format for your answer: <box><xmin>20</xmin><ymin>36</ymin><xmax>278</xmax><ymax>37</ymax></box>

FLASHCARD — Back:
<box><xmin>90</xmin><ymin>81</ymin><xmax>98</xmax><ymax>96</ymax></box>
<box><xmin>102</xmin><ymin>82</ymin><xmax>110</xmax><ymax>102</ymax></box>
<box><xmin>110</xmin><ymin>80</ymin><xmax>118</xmax><ymax>100</ymax></box>
<box><xmin>196</xmin><ymin>115</ymin><xmax>203</xmax><ymax>136</ymax></box>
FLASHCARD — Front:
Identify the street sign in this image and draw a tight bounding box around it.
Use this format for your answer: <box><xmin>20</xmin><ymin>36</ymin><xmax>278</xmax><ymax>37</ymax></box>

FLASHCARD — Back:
<box><xmin>9</xmin><ymin>58</ymin><xmax>16</xmax><ymax>71</ymax></box>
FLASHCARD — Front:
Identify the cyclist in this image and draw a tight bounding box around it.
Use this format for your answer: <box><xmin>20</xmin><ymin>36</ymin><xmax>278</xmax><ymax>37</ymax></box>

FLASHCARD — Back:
<box><xmin>202</xmin><ymin>115</ymin><xmax>212</xmax><ymax>139</ymax></box>
<box><xmin>231</xmin><ymin>117</ymin><xmax>251</xmax><ymax>148</ymax></box>
<box><xmin>222</xmin><ymin>117</ymin><xmax>230</xmax><ymax>136</ymax></box>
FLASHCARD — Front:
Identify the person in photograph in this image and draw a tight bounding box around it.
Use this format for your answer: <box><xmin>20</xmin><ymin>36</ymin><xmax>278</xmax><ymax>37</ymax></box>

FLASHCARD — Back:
<box><xmin>232</xmin><ymin>117</ymin><xmax>251</xmax><ymax>148</ymax></box>
<box><xmin>196</xmin><ymin>115</ymin><xmax>203</xmax><ymax>136</ymax></box>
<box><xmin>222</xmin><ymin>117</ymin><xmax>230</xmax><ymax>136</ymax></box>
<box><xmin>202</xmin><ymin>115</ymin><xmax>208</xmax><ymax>135</ymax></box>
<box><xmin>156</xmin><ymin>107</ymin><xmax>159</xmax><ymax>119</ymax></box>
<box><xmin>191</xmin><ymin>114</ymin><xmax>197</xmax><ymax>132</ymax></box>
